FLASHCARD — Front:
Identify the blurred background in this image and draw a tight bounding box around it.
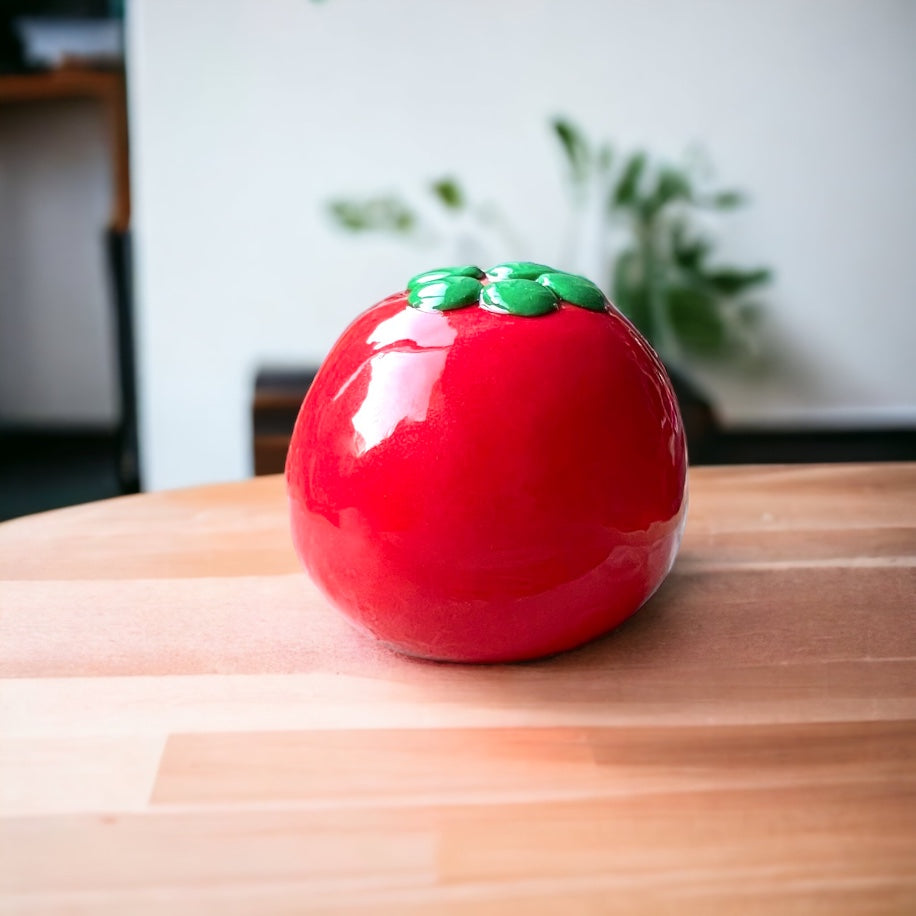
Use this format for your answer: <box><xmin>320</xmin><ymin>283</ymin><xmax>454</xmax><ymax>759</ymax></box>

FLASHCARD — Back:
<box><xmin>1</xmin><ymin>0</ymin><xmax>915</xmax><ymax>519</ymax></box>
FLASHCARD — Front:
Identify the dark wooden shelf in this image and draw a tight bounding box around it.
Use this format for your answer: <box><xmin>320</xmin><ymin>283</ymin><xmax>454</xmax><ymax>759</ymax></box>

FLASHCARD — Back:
<box><xmin>0</xmin><ymin>67</ymin><xmax>119</xmax><ymax>102</ymax></box>
<box><xmin>0</xmin><ymin>67</ymin><xmax>130</xmax><ymax>231</ymax></box>
<box><xmin>251</xmin><ymin>367</ymin><xmax>916</xmax><ymax>475</ymax></box>
<box><xmin>1</xmin><ymin>67</ymin><xmax>138</xmax><ymax>492</ymax></box>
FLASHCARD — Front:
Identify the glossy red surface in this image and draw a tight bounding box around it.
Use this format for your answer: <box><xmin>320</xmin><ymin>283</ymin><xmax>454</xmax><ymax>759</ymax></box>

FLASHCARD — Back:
<box><xmin>286</xmin><ymin>290</ymin><xmax>688</xmax><ymax>662</ymax></box>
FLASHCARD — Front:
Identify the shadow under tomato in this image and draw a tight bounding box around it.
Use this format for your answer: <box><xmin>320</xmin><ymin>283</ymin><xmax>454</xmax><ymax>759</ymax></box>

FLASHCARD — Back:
<box><xmin>344</xmin><ymin>569</ymin><xmax>701</xmax><ymax>720</ymax></box>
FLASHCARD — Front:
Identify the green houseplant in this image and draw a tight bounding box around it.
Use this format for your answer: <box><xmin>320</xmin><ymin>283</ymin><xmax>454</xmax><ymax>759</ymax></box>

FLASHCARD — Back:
<box><xmin>327</xmin><ymin>119</ymin><xmax>772</xmax><ymax>452</ymax></box>
<box><xmin>548</xmin><ymin>119</ymin><xmax>771</xmax><ymax>368</ymax></box>
<box><xmin>328</xmin><ymin>118</ymin><xmax>770</xmax><ymax>369</ymax></box>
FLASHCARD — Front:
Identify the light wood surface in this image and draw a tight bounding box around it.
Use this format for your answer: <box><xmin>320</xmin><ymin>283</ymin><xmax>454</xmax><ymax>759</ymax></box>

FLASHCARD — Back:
<box><xmin>1</xmin><ymin>464</ymin><xmax>914</xmax><ymax>914</ymax></box>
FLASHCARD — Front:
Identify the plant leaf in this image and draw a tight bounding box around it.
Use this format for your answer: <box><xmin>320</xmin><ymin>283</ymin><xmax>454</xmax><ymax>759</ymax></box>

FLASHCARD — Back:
<box><xmin>611</xmin><ymin>151</ymin><xmax>647</xmax><ymax>209</ymax></box>
<box><xmin>705</xmin><ymin>190</ymin><xmax>745</xmax><ymax>210</ymax></box>
<box><xmin>651</xmin><ymin>167</ymin><xmax>693</xmax><ymax>211</ymax></box>
<box><xmin>551</xmin><ymin>117</ymin><xmax>591</xmax><ymax>185</ymax></box>
<box><xmin>430</xmin><ymin>177</ymin><xmax>465</xmax><ymax>210</ymax></box>
<box><xmin>612</xmin><ymin>249</ymin><xmax>654</xmax><ymax>343</ymax></box>
<box><xmin>328</xmin><ymin>196</ymin><xmax>416</xmax><ymax>234</ymax></box>
<box><xmin>733</xmin><ymin>299</ymin><xmax>764</xmax><ymax>330</ymax></box>
<box><xmin>671</xmin><ymin>221</ymin><xmax>711</xmax><ymax>271</ymax></box>
<box><xmin>666</xmin><ymin>285</ymin><xmax>727</xmax><ymax>356</ymax></box>
<box><xmin>328</xmin><ymin>200</ymin><xmax>367</xmax><ymax>231</ymax></box>
<box><xmin>597</xmin><ymin>143</ymin><xmax>614</xmax><ymax>172</ymax></box>
<box><xmin>703</xmin><ymin>268</ymin><xmax>771</xmax><ymax>295</ymax></box>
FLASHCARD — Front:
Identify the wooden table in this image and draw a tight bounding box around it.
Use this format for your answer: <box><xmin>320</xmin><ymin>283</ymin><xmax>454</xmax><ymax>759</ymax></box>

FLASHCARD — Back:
<box><xmin>1</xmin><ymin>464</ymin><xmax>914</xmax><ymax>914</ymax></box>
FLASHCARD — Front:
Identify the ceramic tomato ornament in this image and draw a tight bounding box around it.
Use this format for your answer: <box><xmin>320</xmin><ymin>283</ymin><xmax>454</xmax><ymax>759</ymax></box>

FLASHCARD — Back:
<box><xmin>286</xmin><ymin>262</ymin><xmax>687</xmax><ymax>662</ymax></box>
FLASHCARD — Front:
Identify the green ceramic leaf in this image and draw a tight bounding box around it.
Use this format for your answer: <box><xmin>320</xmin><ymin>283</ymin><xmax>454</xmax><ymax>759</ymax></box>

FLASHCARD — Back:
<box><xmin>536</xmin><ymin>272</ymin><xmax>606</xmax><ymax>312</ymax></box>
<box><xmin>480</xmin><ymin>279</ymin><xmax>559</xmax><ymax>317</ymax></box>
<box><xmin>407</xmin><ymin>265</ymin><xmax>485</xmax><ymax>291</ymax></box>
<box><xmin>408</xmin><ymin>275</ymin><xmax>483</xmax><ymax>311</ymax></box>
<box><xmin>485</xmin><ymin>261</ymin><xmax>556</xmax><ymax>281</ymax></box>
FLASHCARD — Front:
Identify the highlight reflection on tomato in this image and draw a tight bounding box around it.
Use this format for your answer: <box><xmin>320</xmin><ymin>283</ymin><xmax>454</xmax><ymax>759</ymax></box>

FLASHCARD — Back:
<box><xmin>286</xmin><ymin>263</ymin><xmax>688</xmax><ymax>663</ymax></box>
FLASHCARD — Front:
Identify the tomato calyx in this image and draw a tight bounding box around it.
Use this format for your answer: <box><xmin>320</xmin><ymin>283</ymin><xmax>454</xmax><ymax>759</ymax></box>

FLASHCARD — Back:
<box><xmin>406</xmin><ymin>262</ymin><xmax>609</xmax><ymax>317</ymax></box>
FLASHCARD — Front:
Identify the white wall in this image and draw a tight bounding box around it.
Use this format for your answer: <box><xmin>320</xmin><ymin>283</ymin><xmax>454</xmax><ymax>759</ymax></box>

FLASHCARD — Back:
<box><xmin>0</xmin><ymin>100</ymin><xmax>118</xmax><ymax>425</ymax></box>
<box><xmin>127</xmin><ymin>0</ymin><xmax>916</xmax><ymax>491</ymax></box>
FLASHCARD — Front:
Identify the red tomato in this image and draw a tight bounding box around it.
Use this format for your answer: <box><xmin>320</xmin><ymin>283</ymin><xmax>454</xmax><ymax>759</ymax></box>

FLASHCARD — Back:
<box><xmin>286</xmin><ymin>263</ymin><xmax>687</xmax><ymax>662</ymax></box>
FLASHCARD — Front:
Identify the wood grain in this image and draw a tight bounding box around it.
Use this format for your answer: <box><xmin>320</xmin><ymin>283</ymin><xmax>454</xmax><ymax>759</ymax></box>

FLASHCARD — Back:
<box><xmin>1</xmin><ymin>464</ymin><xmax>915</xmax><ymax>914</ymax></box>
